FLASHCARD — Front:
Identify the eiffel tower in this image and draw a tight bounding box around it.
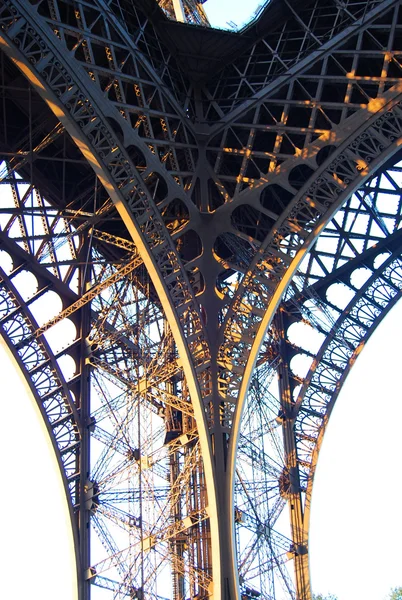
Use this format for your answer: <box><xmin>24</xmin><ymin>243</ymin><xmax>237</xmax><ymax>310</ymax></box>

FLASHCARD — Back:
<box><xmin>1</xmin><ymin>0</ymin><xmax>402</xmax><ymax>599</ymax></box>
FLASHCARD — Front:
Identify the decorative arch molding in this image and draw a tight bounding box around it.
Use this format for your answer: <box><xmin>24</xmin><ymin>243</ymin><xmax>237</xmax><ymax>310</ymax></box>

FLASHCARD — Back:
<box><xmin>0</xmin><ymin>259</ymin><xmax>81</xmax><ymax>560</ymax></box>
<box><xmin>0</xmin><ymin>257</ymin><xmax>81</xmax><ymax>488</ymax></box>
<box><xmin>228</xmin><ymin>144</ymin><xmax>402</xmax><ymax>597</ymax></box>
<box><xmin>291</xmin><ymin>244</ymin><xmax>402</xmax><ymax>536</ymax></box>
<box><xmin>0</xmin><ymin>6</ymin><xmax>226</xmax><ymax>586</ymax></box>
<box><xmin>259</xmin><ymin>242</ymin><xmax>402</xmax><ymax>597</ymax></box>
<box><xmin>0</xmin><ymin>174</ymin><xmax>211</xmax><ymax>599</ymax></box>
<box><xmin>225</xmin><ymin>99</ymin><xmax>402</xmax><ymax>410</ymax></box>
<box><xmin>227</xmin><ymin>99</ymin><xmax>402</xmax><ymax>440</ymax></box>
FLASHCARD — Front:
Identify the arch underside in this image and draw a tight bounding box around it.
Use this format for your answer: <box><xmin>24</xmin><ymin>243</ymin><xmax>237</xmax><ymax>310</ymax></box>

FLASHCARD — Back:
<box><xmin>1</xmin><ymin>1</ymin><xmax>402</xmax><ymax>599</ymax></box>
<box><xmin>2</xmin><ymin>151</ymin><xmax>402</xmax><ymax>600</ymax></box>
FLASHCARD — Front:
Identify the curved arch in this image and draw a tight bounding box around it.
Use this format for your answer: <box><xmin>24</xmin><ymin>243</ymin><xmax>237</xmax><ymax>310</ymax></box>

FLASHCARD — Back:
<box><xmin>2</xmin><ymin>2</ymin><xmax>402</xmax><ymax>599</ymax></box>
<box><xmin>0</xmin><ymin>341</ymin><xmax>78</xmax><ymax>600</ymax></box>
<box><xmin>229</xmin><ymin>141</ymin><xmax>402</xmax><ymax>598</ymax></box>
<box><xmin>0</xmin><ymin>262</ymin><xmax>81</xmax><ymax>580</ymax></box>
<box><xmin>222</xmin><ymin>100</ymin><xmax>402</xmax><ymax>452</ymax></box>
<box><xmin>226</xmin><ymin>100</ymin><xmax>402</xmax><ymax>420</ymax></box>
<box><xmin>0</xmin><ymin>6</ymin><xmax>226</xmax><ymax>596</ymax></box>
<box><xmin>293</xmin><ymin>252</ymin><xmax>402</xmax><ymax>543</ymax></box>
<box><xmin>0</xmin><ymin>170</ymin><xmax>215</xmax><ymax>599</ymax></box>
<box><xmin>217</xmin><ymin>0</ymin><xmax>402</xmax><ymax>431</ymax></box>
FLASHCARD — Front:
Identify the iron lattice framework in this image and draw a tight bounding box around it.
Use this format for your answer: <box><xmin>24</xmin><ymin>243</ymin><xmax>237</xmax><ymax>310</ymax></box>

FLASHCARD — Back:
<box><xmin>1</xmin><ymin>1</ymin><xmax>402</xmax><ymax>599</ymax></box>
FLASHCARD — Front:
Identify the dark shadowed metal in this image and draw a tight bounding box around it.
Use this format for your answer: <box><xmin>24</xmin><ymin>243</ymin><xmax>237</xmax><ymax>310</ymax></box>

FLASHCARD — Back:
<box><xmin>1</xmin><ymin>1</ymin><xmax>402</xmax><ymax>599</ymax></box>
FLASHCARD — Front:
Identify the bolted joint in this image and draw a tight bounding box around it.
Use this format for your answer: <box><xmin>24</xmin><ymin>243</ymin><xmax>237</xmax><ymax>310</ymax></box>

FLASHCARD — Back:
<box><xmin>287</xmin><ymin>543</ymin><xmax>308</xmax><ymax>559</ymax></box>
<box><xmin>84</xmin><ymin>480</ymin><xmax>99</xmax><ymax>511</ymax></box>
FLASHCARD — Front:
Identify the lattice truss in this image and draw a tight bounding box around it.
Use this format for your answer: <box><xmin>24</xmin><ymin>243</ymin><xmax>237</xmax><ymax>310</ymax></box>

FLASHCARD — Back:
<box><xmin>0</xmin><ymin>158</ymin><xmax>212</xmax><ymax>599</ymax></box>
<box><xmin>1</xmin><ymin>148</ymin><xmax>402</xmax><ymax>600</ymax></box>
<box><xmin>1</xmin><ymin>1</ymin><xmax>402</xmax><ymax>600</ymax></box>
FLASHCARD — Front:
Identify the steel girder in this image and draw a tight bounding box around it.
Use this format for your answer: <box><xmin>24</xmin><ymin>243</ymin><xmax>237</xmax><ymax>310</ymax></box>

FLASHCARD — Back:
<box><xmin>1</xmin><ymin>1</ymin><xmax>402</xmax><ymax>600</ymax></box>
<box><xmin>157</xmin><ymin>0</ymin><xmax>209</xmax><ymax>26</ymax></box>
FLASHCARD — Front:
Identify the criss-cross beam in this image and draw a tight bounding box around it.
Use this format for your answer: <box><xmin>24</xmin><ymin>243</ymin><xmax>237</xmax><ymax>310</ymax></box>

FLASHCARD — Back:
<box><xmin>0</xmin><ymin>2</ymin><xmax>223</xmax><ymax>597</ymax></box>
<box><xmin>0</xmin><ymin>181</ymin><xmax>209</xmax><ymax>600</ymax></box>
<box><xmin>2</xmin><ymin>1</ymin><xmax>402</xmax><ymax>600</ymax></box>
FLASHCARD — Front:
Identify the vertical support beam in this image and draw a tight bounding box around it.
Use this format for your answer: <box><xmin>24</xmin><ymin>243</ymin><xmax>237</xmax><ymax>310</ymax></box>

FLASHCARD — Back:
<box><xmin>76</xmin><ymin>234</ymin><xmax>92</xmax><ymax>600</ymax></box>
<box><xmin>165</xmin><ymin>323</ymin><xmax>186</xmax><ymax>600</ymax></box>
<box><xmin>276</xmin><ymin>310</ymin><xmax>311</xmax><ymax>600</ymax></box>
<box><xmin>169</xmin><ymin>441</ymin><xmax>186</xmax><ymax>600</ymax></box>
<box><xmin>172</xmin><ymin>0</ymin><xmax>186</xmax><ymax>22</ymax></box>
<box><xmin>208</xmin><ymin>352</ymin><xmax>239</xmax><ymax>600</ymax></box>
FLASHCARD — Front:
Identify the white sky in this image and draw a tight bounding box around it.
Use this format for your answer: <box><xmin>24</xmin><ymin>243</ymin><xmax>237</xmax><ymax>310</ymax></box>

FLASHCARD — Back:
<box><xmin>309</xmin><ymin>299</ymin><xmax>402</xmax><ymax>600</ymax></box>
<box><xmin>0</xmin><ymin>342</ymin><xmax>77</xmax><ymax>600</ymax></box>
<box><xmin>204</xmin><ymin>0</ymin><xmax>266</xmax><ymax>30</ymax></box>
